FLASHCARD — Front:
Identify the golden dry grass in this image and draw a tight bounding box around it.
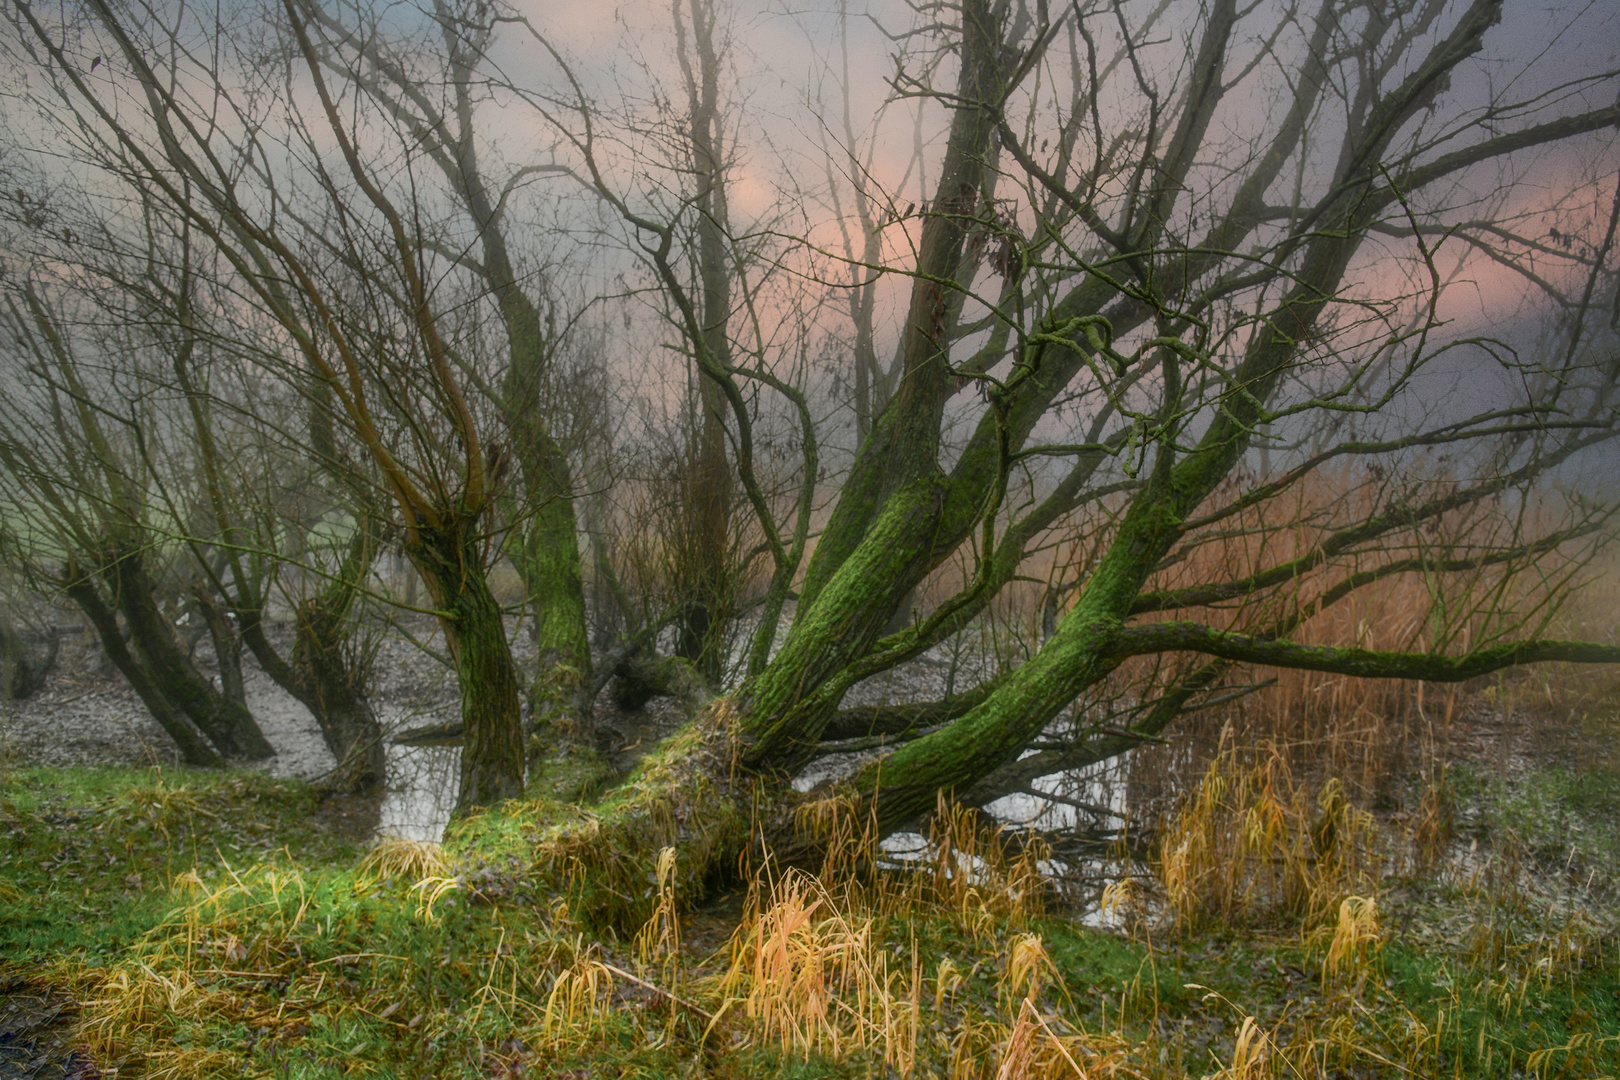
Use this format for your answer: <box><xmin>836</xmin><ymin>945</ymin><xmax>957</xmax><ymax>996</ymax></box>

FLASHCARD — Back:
<box><xmin>356</xmin><ymin>836</ymin><xmax>450</xmax><ymax>885</ymax></box>
<box><xmin>1157</xmin><ymin>741</ymin><xmax>1381</xmax><ymax>933</ymax></box>
<box><xmin>34</xmin><ymin>790</ymin><xmax>1613</xmax><ymax>1080</ymax></box>
<box><xmin>1322</xmin><ymin>895</ymin><xmax>1382</xmax><ymax>985</ymax></box>
<box><xmin>13</xmin><ymin>466</ymin><xmax>1615</xmax><ymax>1079</ymax></box>
<box><xmin>704</xmin><ymin>857</ymin><xmax>1125</xmax><ymax>1079</ymax></box>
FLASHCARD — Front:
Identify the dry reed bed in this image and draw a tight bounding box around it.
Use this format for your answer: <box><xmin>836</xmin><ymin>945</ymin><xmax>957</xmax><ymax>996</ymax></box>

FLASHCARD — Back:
<box><xmin>894</xmin><ymin>468</ymin><xmax>1617</xmax><ymax>823</ymax></box>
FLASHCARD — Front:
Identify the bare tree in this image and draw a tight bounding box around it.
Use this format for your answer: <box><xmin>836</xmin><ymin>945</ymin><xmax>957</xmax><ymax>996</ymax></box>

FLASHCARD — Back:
<box><xmin>0</xmin><ymin>278</ymin><xmax>271</xmax><ymax>765</ymax></box>
<box><xmin>5</xmin><ymin>0</ymin><xmax>1620</xmax><ymax>903</ymax></box>
<box><xmin>0</xmin><ymin>176</ymin><xmax>397</xmax><ymax>783</ymax></box>
<box><xmin>295</xmin><ymin>0</ymin><xmax>596</xmax><ymax>766</ymax></box>
<box><xmin>3</xmin><ymin>0</ymin><xmax>548</xmax><ymax>809</ymax></box>
<box><xmin>522</xmin><ymin>0</ymin><xmax>1620</xmax><ymax>905</ymax></box>
<box><xmin>756</xmin><ymin>0</ymin><xmax>1620</xmax><ymax>832</ymax></box>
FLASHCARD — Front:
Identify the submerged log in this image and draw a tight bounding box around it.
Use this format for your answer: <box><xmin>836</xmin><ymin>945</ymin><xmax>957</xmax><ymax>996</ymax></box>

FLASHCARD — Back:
<box><xmin>392</xmin><ymin>719</ymin><xmax>466</xmax><ymax>747</ymax></box>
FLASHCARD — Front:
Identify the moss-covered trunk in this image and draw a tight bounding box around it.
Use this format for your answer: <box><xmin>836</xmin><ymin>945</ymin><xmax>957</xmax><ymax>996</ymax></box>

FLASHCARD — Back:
<box><xmin>236</xmin><ymin>524</ymin><xmax>384</xmax><ymax>793</ymax></box>
<box><xmin>507</xmin><ymin>472</ymin><xmax>592</xmax><ymax>764</ymax></box>
<box><xmin>523</xmin><ymin>0</ymin><xmax>1552</xmax><ymax>929</ymax></box>
<box><xmin>677</xmin><ymin>380</ymin><xmax>733</xmax><ymax>685</ymax></box>
<box><xmin>291</xmin><ymin>608</ymin><xmax>384</xmax><ymax>793</ymax></box>
<box><xmin>424</xmin><ymin>30</ymin><xmax>593</xmax><ymax>765</ymax></box>
<box><xmin>565</xmin><ymin>0</ymin><xmax>1364</xmax><ymax>877</ymax></box>
<box><xmin>740</xmin><ymin>0</ymin><xmax>1006</xmax><ymax>760</ymax></box>
<box><xmin>490</xmin><ymin>250</ymin><xmax>592</xmax><ymax>763</ymax></box>
<box><xmin>410</xmin><ymin>521</ymin><xmax>526</xmax><ymax>814</ymax></box>
<box><xmin>835</xmin><ymin>149</ymin><xmax>1385</xmax><ymax>831</ymax></box>
<box><xmin>741</xmin><ymin>477</ymin><xmax>950</xmax><ymax>758</ymax></box>
<box><xmin>545</xmin><ymin>1</ymin><xmax>1014</xmax><ymax>924</ymax></box>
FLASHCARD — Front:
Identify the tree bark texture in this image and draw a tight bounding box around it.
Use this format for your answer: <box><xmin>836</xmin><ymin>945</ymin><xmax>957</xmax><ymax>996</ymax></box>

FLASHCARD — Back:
<box><xmin>408</xmin><ymin>521</ymin><xmax>526</xmax><ymax>814</ymax></box>
<box><xmin>0</xmin><ymin>619</ymin><xmax>57</xmax><ymax>701</ymax></box>
<box><xmin>105</xmin><ymin>555</ymin><xmax>273</xmax><ymax>761</ymax></box>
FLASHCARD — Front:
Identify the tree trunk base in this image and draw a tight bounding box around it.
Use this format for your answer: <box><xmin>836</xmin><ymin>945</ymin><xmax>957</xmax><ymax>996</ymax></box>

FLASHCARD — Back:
<box><xmin>0</xmin><ymin>623</ymin><xmax>58</xmax><ymax>700</ymax></box>
<box><xmin>532</xmin><ymin>700</ymin><xmax>760</xmax><ymax>932</ymax></box>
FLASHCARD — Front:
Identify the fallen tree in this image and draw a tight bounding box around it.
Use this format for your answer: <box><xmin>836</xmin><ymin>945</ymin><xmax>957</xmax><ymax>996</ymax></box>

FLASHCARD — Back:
<box><xmin>5</xmin><ymin>0</ymin><xmax>1619</xmax><ymax>920</ymax></box>
<box><xmin>521</xmin><ymin>0</ymin><xmax>1620</xmax><ymax>917</ymax></box>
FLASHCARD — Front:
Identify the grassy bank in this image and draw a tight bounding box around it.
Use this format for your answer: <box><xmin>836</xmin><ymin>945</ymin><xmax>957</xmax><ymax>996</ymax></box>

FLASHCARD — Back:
<box><xmin>0</xmin><ymin>742</ymin><xmax>1616</xmax><ymax>1079</ymax></box>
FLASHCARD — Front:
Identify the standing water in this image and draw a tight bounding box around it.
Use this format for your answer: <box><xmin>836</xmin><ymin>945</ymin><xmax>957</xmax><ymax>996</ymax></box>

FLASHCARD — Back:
<box><xmin>240</xmin><ymin>666</ymin><xmax>459</xmax><ymax>843</ymax></box>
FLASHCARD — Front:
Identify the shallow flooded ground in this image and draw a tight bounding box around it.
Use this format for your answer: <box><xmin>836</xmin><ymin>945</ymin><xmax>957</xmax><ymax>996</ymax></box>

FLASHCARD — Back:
<box><xmin>5</xmin><ymin>617</ymin><xmax>1615</xmax><ymax>925</ymax></box>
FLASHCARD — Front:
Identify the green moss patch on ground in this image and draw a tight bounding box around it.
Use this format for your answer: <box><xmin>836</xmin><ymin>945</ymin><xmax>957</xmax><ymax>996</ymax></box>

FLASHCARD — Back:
<box><xmin>0</xmin><ymin>767</ymin><xmax>358</xmax><ymax>963</ymax></box>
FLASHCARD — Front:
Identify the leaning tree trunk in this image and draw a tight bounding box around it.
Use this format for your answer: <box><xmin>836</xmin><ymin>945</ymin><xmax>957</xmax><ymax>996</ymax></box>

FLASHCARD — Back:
<box><xmin>409</xmin><ymin>519</ymin><xmax>526</xmax><ymax>814</ymax></box>
<box><xmin>107</xmin><ymin>554</ymin><xmax>274</xmax><ymax>760</ymax></box>
<box><xmin>170</xmin><ymin>266</ymin><xmax>382</xmax><ymax>787</ymax></box>
<box><xmin>735</xmin><ymin>0</ymin><xmax>1006</xmax><ymax>761</ymax></box>
<box><xmin>235</xmin><ymin>525</ymin><xmax>386</xmax><ymax>793</ymax></box>
<box><xmin>540</xmin><ymin>0</ymin><xmax>1251</xmax><ymax>918</ymax></box>
<box><xmin>6</xmin><ymin>279</ymin><xmax>271</xmax><ymax>759</ymax></box>
<box><xmin>190</xmin><ymin>586</ymin><xmax>247</xmax><ymax>712</ymax></box>
<box><xmin>62</xmin><ymin>572</ymin><xmax>222</xmax><ymax>767</ymax></box>
<box><xmin>242</xmin><ymin>608</ymin><xmax>384</xmax><ymax>792</ymax></box>
<box><xmin>536</xmin><ymin>0</ymin><xmax>1010</xmax><ymax>928</ymax></box>
<box><xmin>823</xmin><ymin>106</ymin><xmax>1395</xmax><ymax>835</ymax></box>
<box><xmin>290</xmin><ymin>601</ymin><xmax>385</xmax><ymax>793</ymax></box>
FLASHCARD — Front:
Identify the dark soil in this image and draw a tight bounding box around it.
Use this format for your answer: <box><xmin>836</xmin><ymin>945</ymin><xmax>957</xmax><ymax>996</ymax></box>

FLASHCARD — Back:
<box><xmin>0</xmin><ymin>976</ymin><xmax>98</xmax><ymax>1080</ymax></box>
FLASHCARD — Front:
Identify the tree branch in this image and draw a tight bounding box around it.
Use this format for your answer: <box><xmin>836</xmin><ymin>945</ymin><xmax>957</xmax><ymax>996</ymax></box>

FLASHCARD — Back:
<box><xmin>1106</xmin><ymin>622</ymin><xmax>1620</xmax><ymax>680</ymax></box>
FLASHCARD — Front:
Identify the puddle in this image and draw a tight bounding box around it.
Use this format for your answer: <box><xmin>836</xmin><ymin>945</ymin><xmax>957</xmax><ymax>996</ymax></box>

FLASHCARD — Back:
<box><xmin>234</xmin><ymin>665</ymin><xmax>460</xmax><ymax>843</ymax></box>
<box><xmin>796</xmin><ymin>740</ymin><xmax>1146</xmax><ymax>923</ymax></box>
<box><xmin>377</xmin><ymin>740</ymin><xmax>459</xmax><ymax>842</ymax></box>
<box><xmin>3</xmin><ymin>623</ymin><xmax>1166</xmax><ymax>917</ymax></box>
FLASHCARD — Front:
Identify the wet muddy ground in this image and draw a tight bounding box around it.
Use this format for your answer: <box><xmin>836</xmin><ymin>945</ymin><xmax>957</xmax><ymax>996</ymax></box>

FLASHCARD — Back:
<box><xmin>0</xmin><ymin>976</ymin><xmax>98</xmax><ymax>1080</ymax></box>
<box><xmin>0</xmin><ymin>618</ymin><xmax>699</xmax><ymax>844</ymax></box>
<box><xmin>0</xmin><ymin>623</ymin><xmax>462</xmax><ymax>842</ymax></box>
